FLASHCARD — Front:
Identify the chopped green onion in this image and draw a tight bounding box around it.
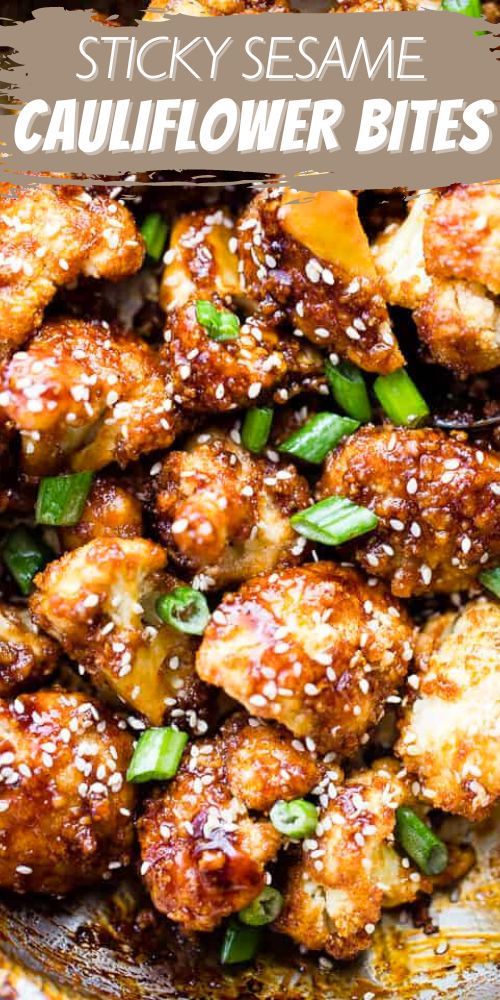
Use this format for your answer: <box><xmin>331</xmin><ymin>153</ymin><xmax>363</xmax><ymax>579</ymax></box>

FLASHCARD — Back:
<box><xmin>2</xmin><ymin>527</ymin><xmax>53</xmax><ymax>596</ymax></box>
<box><xmin>35</xmin><ymin>472</ymin><xmax>93</xmax><ymax>527</ymax></box>
<box><xmin>291</xmin><ymin>496</ymin><xmax>378</xmax><ymax>547</ymax></box>
<box><xmin>238</xmin><ymin>887</ymin><xmax>283</xmax><ymax>926</ymax></box>
<box><xmin>325</xmin><ymin>359</ymin><xmax>372</xmax><ymax>423</ymax></box>
<box><xmin>126</xmin><ymin>727</ymin><xmax>188</xmax><ymax>783</ymax></box>
<box><xmin>155</xmin><ymin>586</ymin><xmax>210</xmax><ymax>636</ymax></box>
<box><xmin>395</xmin><ymin>807</ymin><xmax>448</xmax><ymax>876</ymax></box>
<box><xmin>279</xmin><ymin>412</ymin><xmax>359</xmax><ymax>465</ymax></box>
<box><xmin>269</xmin><ymin>799</ymin><xmax>318</xmax><ymax>839</ymax></box>
<box><xmin>373</xmin><ymin>369</ymin><xmax>430</xmax><ymax>428</ymax></box>
<box><xmin>241</xmin><ymin>407</ymin><xmax>273</xmax><ymax>454</ymax></box>
<box><xmin>479</xmin><ymin>567</ymin><xmax>500</xmax><ymax>599</ymax></box>
<box><xmin>195</xmin><ymin>299</ymin><xmax>240</xmax><ymax>342</ymax></box>
<box><xmin>221</xmin><ymin>921</ymin><xmax>262</xmax><ymax>964</ymax></box>
<box><xmin>442</xmin><ymin>0</ymin><xmax>481</xmax><ymax>15</ymax></box>
<box><xmin>141</xmin><ymin>213</ymin><xmax>169</xmax><ymax>262</ymax></box>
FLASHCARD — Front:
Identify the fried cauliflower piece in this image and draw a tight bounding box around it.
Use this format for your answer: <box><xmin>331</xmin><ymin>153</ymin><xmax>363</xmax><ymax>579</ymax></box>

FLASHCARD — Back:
<box><xmin>0</xmin><ymin>319</ymin><xmax>179</xmax><ymax>475</ymax></box>
<box><xmin>160</xmin><ymin>207</ymin><xmax>241</xmax><ymax>312</ymax></box>
<box><xmin>332</xmin><ymin>0</ymin><xmax>424</xmax><ymax>9</ymax></box>
<box><xmin>60</xmin><ymin>478</ymin><xmax>143</xmax><ymax>551</ymax></box>
<box><xmin>138</xmin><ymin>713</ymin><xmax>320</xmax><ymax>931</ymax></box>
<box><xmin>0</xmin><ymin>184</ymin><xmax>144</xmax><ymax>360</ymax></box>
<box><xmin>275</xmin><ymin>761</ymin><xmax>431</xmax><ymax>960</ymax></box>
<box><xmin>0</xmin><ymin>604</ymin><xmax>58</xmax><ymax>697</ymax></box>
<box><xmin>318</xmin><ymin>426</ymin><xmax>500</xmax><ymax>597</ymax></box>
<box><xmin>145</xmin><ymin>0</ymin><xmax>288</xmax><ymax>17</ymax></box>
<box><xmin>196</xmin><ymin>563</ymin><xmax>414</xmax><ymax>754</ymax></box>
<box><xmin>0</xmin><ymin>689</ymin><xmax>135</xmax><ymax>894</ymax></box>
<box><xmin>153</xmin><ymin>430</ymin><xmax>310</xmax><ymax>589</ymax></box>
<box><xmin>30</xmin><ymin>538</ymin><xmax>209</xmax><ymax>732</ymax></box>
<box><xmin>425</xmin><ymin>182</ymin><xmax>500</xmax><ymax>296</ymax></box>
<box><xmin>237</xmin><ymin>188</ymin><xmax>403</xmax><ymax>374</ymax></box>
<box><xmin>397</xmin><ymin>599</ymin><xmax>500</xmax><ymax>821</ymax></box>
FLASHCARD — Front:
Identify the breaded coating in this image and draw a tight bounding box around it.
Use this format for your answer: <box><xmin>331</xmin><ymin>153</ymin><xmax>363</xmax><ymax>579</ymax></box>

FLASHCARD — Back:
<box><xmin>160</xmin><ymin>207</ymin><xmax>241</xmax><ymax>312</ymax></box>
<box><xmin>318</xmin><ymin>426</ymin><xmax>500</xmax><ymax>597</ymax></box>
<box><xmin>145</xmin><ymin>0</ymin><xmax>288</xmax><ymax>17</ymax></box>
<box><xmin>196</xmin><ymin>563</ymin><xmax>414</xmax><ymax>754</ymax></box>
<box><xmin>153</xmin><ymin>430</ymin><xmax>310</xmax><ymax>589</ymax></box>
<box><xmin>237</xmin><ymin>189</ymin><xmax>403</xmax><ymax>374</ymax></box>
<box><xmin>0</xmin><ymin>319</ymin><xmax>179</xmax><ymax>475</ymax></box>
<box><xmin>397</xmin><ymin>599</ymin><xmax>500</xmax><ymax>821</ymax></box>
<box><xmin>275</xmin><ymin>761</ymin><xmax>431</xmax><ymax>960</ymax></box>
<box><xmin>333</xmin><ymin>0</ymin><xmax>423</xmax><ymax>9</ymax></box>
<box><xmin>0</xmin><ymin>604</ymin><xmax>59</xmax><ymax>697</ymax></box>
<box><xmin>30</xmin><ymin>538</ymin><xmax>210</xmax><ymax>733</ymax></box>
<box><xmin>138</xmin><ymin>713</ymin><xmax>318</xmax><ymax>931</ymax></box>
<box><xmin>0</xmin><ymin>184</ymin><xmax>144</xmax><ymax>360</ymax></box>
<box><xmin>424</xmin><ymin>182</ymin><xmax>500</xmax><ymax>296</ymax></box>
<box><xmin>0</xmin><ymin>689</ymin><xmax>135</xmax><ymax>894</ymax></box>
<box><xmin>60</xmin><ymin>478</ymin><xmax>143</xmax><ymax>551</ymax></box>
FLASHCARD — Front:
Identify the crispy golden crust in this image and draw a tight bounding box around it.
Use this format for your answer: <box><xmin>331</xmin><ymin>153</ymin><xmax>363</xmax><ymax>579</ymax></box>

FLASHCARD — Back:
<box><xmin>145</xmin><ymin>0</ymin><xmax>288</xmax><ymax>17</ymax></box>
<box><xmin>30</xmin><ymin>538</ymin><xmax>210</xmax><ymax>732</ymax></box>
<box><xmin>397</xmin><ymin>599</ymin><xmax>500</xmax><ymax>821</ymax></box>
<box><xmin>414</xmin><ymin>279</ymin><xmax>500</xmax><ymax>376</ymax></box>
<box><xmin>153</xmin><ymin>430</ymin><xmax>310</xmax><ymax>589</ymax></box>
<box><xmin>0</xmin><ymin>184</ymin><xmax>144</xmax><ymax>360</ymax></box>
<box><xmin>318</xmin><ymin>427</ymin><xmax>500</xmax><ymax>597</ymax></box>
<box><xmin>333</xmin><ymin>0</ymin><xmax>421</xmax><ymax>9</ymax></box>
<box><xmin>237</xmin><ymin>189</ymin><xmax>403</xmax><ymax>374</ymax></box>
<box><xmin>60</xmin><ymin>479</ymin><xmax>143</xmax><ymax>551</ymax></box>
<box><xmin>424</xmin><ymin>182</ymin><xmax>500</xmax><ymax>296</ymax></box>
<box><xmin>160</xmin><ymin>208</ymin><xmax>241</xmax><ymax>311</ymax></box>
<box><xmin>0</xmin><ymin>689</ymin><xmax>135</xmax><ymax>894</ymax></box>
<box><xmin>0</xmin><ymin>604</ymin><xmax>59</xmax><ymax>697</ymax></box>
<box><xmin>196</xmin><ymin>563</ymin><xmax>414</xmax><ymax>754</ymax></box>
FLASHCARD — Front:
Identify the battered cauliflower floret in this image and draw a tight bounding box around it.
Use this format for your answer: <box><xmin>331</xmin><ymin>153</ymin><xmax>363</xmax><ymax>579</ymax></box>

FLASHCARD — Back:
<box><xmin>160</xmin><ymin>207</ymin><xmax>241</xmax><ymax>312</ymax></box>
<box><xmin>138</xmin><ymin>713</ymin><xmax>319</xmax><ymax>931</ymax></box>
<box><xmin>60</xmin><ymin>478</ymin><xmax>143</xmax><ymax>551</ymax></box>
<box><xmin>275</xmin><ymin>761</ymin><xmax>432</xmax><ymax>960</ymax></box>
<box><xmin>424</xmin><ymin>182</ymin><xmax>500</xmax><ymax>296</ymax></box>
<box><xmin>30</xmin><ymin>538</ymin><xmax>209</xmax><ymax>732</ymax></box>
<box><xmin>0</xmin><ymin>604</ymin><xmax>59</xmax><ymax>697</ymax></box>
<box><xmin>237</xmin><ymin>188</ymin><xmax>403</xmax><ymax>374</ymax></box>
<box><xmin>0</xmin><ymin>689</ymin><xmax>136</xmax><ymax>894</ymax></box>
<box><xmin>145</xmin><ymin>0</ymin><xmax>288</xmax><ymax>17</ymax></box>
<box><xmin>397</xmin><ymin>599</ymin><xmax>500</xmax><ymax>821</ymax></box>
<box><xmin>153</xmin><ymin>430</ymin><xmax>310</xmax><ymax>589</ymax></box>
<box><xmin>0</xmin><ymin>183</ymin><xmax>144</xmax><ymax>360</ymax></box>
<box><xmin>333</xmin><ymin>0</ymin><xmax>424</xmax><ymax>9</ymax></box>
<box><xmin>196</xmin><ymin>563</ymin><xmax>414</xmax><ymax>754</ymax></box>
<box><xmin>318</xmin><ymin>426</ymin><xmax>500</xmax><ymax>597</ymax></box>
<box><xmin>0</xmin><ymin>319</ymin><xmax>180</xmax><ymax>475</ymax></box>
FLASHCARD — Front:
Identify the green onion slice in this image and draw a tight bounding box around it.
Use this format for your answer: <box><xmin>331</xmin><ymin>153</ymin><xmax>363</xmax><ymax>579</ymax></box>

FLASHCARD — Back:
<box><xmin>195</xmin><ymin>300</ymin><xmax>240</xmax><ymax>342</ymax></box>
<box><xmin>291</xmin><ymin>496</ymin><xmax>378</xmax><ymax>547</ymax></box>
<box><xmin>269</xmin><ymin>798</ymin><xmax>319</xmax><ymax>839</ymax></box>
<box><xmin>442</xmin><ymin>0</ymin><xmax>481</xmax><ymax>15</ymax></box>
<box><xmin>479</xmin><ymin>567</ymin><xmax>500</xmax><ymax>599</ymax></box>
<box><xmin>221</xmin><ymin>921</ymin><xmax>262</xmax><ymax>965</ymax></box>
<box><xmin>241</xmin><ymin>407</ymin><xmax>273</xmax><ymax>454</ymax></box>
<box><xmin>325</xmin><ymin>359</ymin><xmax>372</xmax><ymax>423</ymax></box>
<box><xmin>141</xmin><ymin>213</ymin><xmax>169</xmax><ymax>262</ymax></box>
<box><xmin>279</xmin><ymin>412</ymin><xmax>359</xmax><ymax>465</ymax></box>
<box><xmin>373</xmin><ymin>369</ymin><xmax>430</xmax><ymax>428</ymax></box>
<box><xmin>127</xmin><ymin>727</ymin><xmax>188</xmax><ymax>783</ymax></box>
<box><xmin>35</xmin><ymin>472</ymin><xmax>93</xmax><ymax>527</ymax></box>
<box><xmin>2</xmin><ymin>527</ymin><xmax>53</xmax><ymax>596</ymax></box>
<box><xmin>156</xmin><ymin>586</ymin><xmax>210</xmax><ymax>636</ymax></box>
<box><xmin>238</xmin><ymin>886</ymin><xmax>283</xmax><ymax>926</ymax></box>
<box><xmin>395</xmin><ymin>806</ymin><xmax>448</xmax><ymax>876</ymax></box>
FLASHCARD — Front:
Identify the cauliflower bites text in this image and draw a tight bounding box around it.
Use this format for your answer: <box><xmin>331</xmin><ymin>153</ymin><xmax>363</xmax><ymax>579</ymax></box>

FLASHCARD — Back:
<box><xmin>0</xmin><ymin>184</ymin><xmax>144</xmax><ymax>360</ymax></box>
<box><xmin>196</xmin><ymin>563</ymin><xmax>414</xmax><ymax>754</ymax></box>
<box><xmin>153</xmin><ymin>431</ymin><xmax>310</xmax><ymax>589</ymax></box>
<box><xmin>138</xmin><ymin>713</ymin><xmax>319</xmax><ymax>931</ymax></box>
<box><xmin>0</xmin><ymin>689</ymin><xmax>135</xmax><ymax>894</ymax></box>
<box><xmin>319</xmin><ymin>427</ymin><xmax>500</xmax><ymax>597</ymax></box>
<box><xmin>0</xmin><ymin>604</ymin><xmax>59</xmax><ymax>697</ymax></box>
<box><xmin>30</xmin><ymin>537</ymin><xmax>209</xmax><ymax>731</ymax></box>
<box><xmin>60</xmin><ymin>478</ymin><xmax>143</xmax><ymax>551</ymax></box>
<box><xmin>237</xmin><ymin>189</ymin><xmax>403</xmax><ymax>374</ymax></box>
<box><xmin>397</xmin><ymin>599</ymin><xmax>500</xmax><ymax>821</ymax></box>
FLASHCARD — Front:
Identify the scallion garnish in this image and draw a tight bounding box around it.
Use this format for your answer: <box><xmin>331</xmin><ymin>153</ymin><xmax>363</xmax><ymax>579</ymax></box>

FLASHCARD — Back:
<box><xmin>141</xmin><ymin>213</ymin><xmax>169</xmax><ymax>262</ymax></box>
<box><xmin>325</xmin><ymin>359</ymin><xmax>372</xmax><ymax>423</ymax></box>
<box><xmin>221</xmin><ymin>921</ymin><xmax>262</xmax><ymax>964</ymax></box>
<box><xmin>291</xmin><ymin>496</ymin><xmax>378</xmax><ymax>546</ymax></box>
<box><xmin>241</xmin><ymin>407</ymin><xmax>273</xmax><ymax>454</ymax></box>
<box><xmin>2</xmin><ymin>527</ymin><xmax>53</xmax><ymax>596</ymax></box>
<box><xmin>395</xmin><ymin>806</ymin><xmax>448</xmax><ymax>876</ymax></box>
<box><xmin>442</xmin><ymin>0</ymin><xmax>481</xmax><ymax>15</ymax></box>
<box><xmin>195</xmin><ymin>300</ymin><xmax>240</xmax><ymax>342</ymax></box>
<box><xmin>373</xmin><ymin>369</ymin><xmax>430</xmax><ymax>427</ymax></box>
<box><xmin>156</xmin><ymin>586</ymin><xmax>210</xmax><ymax>636</ymax></box>
<box><xmin>279</xmin><ymin>412</ymin><xmax>359</xmax><ymax>464</ymax></box>
<box><xmin>238</xmin><ymin>887</ymin><xmax>283</xmax><ymax>926</ymax></box>
<box><xmin>479</xmin><ymin>567</ymin><xmax>500</xmax><ymax>599</ymax></box>
<box><xmin>269</xmin><ymin>799</ymin><xmax>318</xmax><ymax>839</ymax></box>
<box><xmin>126</xmin><ymin>727</ymin><xmax>188</xmax><ymax>783</ymax></box>
<box><xmin>35</xmin><ymin>472</ymin><xmax>93</xmax><ymax>527</ymax></box>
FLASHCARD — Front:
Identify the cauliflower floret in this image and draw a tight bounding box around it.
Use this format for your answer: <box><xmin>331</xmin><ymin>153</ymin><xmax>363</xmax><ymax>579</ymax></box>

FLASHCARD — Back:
<box><xmin>0</xmin><ymin>604</ymin><xmax>58</xmax><ymax>697</ymax></box>
<box><xmin>145</xmin><ymin>0</ymin><xmax>288</xmax><ymax>16</ymax></box>
<box><xmin>138</xmin><ymin>713</ymin><xmax>319</xmax><ymax>931</ymax></box>
<box><xmin>424</xmin><ymin>182</ymin><xmax>500</xmax><ymax>296</ymax></box>
<box><xmin>0</xmin><ymin>183</ymin><xmax>144</xmax><ymax>360</ymax></box>
<box><xmin>0</xmin><ymin>689</ymin><xmax>136</xmax><ymax>894</ymax></box>
<box><xmin>153</xmin><ymin>429</ymin><xmax>310</xmax><ymax>589</ymax></box>
<box><xmin>414</xmin><ymin>278</ymin><xmax>500</xmax><ymax>376</ymax></box>
<box><xmin>196</xmin><ymin>562</ymin><xmax>414</xmax><ymax>754</ymax></box>
<box><xmin>318</xmin><ymin>426</ymin><xmax>500</xmax><ymax>597</ymax></box>
<box><xmin>333</xmin><ymin>0</ymin><xmax>425</xmax><ymax>9</ymax></box>
<box><xmin>237</xmin><ymin>188</ymin><xmax>403</xmax><ymax>374</ymax></box>
<box><xmin>397</xmin><ymin>599</ymin><xmax>500</xmax><ymax>821</ymax></box>
<box><xmin>60</xmin><ymin>478</ymin><xmax>143</xmax><ymax>551</ymax></box>
<box><xmin>30</xmin><ymin>538</ymin><xmax>210</xmax><ymax>732</ymax></box>
<box><xmin>160</xmin><ymin>207</ymin><xmax>241</xmax><ymax>311</ymax></box>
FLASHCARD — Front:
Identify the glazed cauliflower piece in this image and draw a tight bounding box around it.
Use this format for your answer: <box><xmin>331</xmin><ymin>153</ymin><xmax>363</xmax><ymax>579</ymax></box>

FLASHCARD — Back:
<box><xmin>153</xmin><ymin>429</ymin><xmax>310</xmax><ymax>589</ymax></box>
<box><xmin>0</xmin><ymin>319</ymin><xmax>180</xmax><ymax>475</ymax></box>
<box><xmin>160</xmin><ymin>207</ymin><xmax>241</xmax><ymax>312</ymax></box>
<box><xmin>333</xmin><ymin>0</ymin><xmax>425</xmax><ymax>9</ymax></box>
<box><xmin>196</xmin><ymin>563</ymin><xmax>414</xmax><ymax>754</ymax></box>
<box><xmin>275</xmin><ymin>760</ymin><xmax>431</xmax><ymax>960</ymax></box>
<box><xmin>145</xmin><ymin>0</ymin><xmax>288</xmax><ymax>17</ymax></box>
<box><xmin>237</xmin><ymin>188</ymin><xmax>403</xmax><ymax>374</ymax></box>
<box><xmin>138</xmin><ymin>713</ymin><xmax>320</xmax><ymax>932</ymax></box>
<box><xmin>60</xmin><ymin>478</ymin><xmax>143</xmax><ymax>551</ymax></box>
<box><xmin>0</xmin><ymin>604</ymin><xmax>59</xmax><ymax>697</ymax></box>
<box><xmin>0</xmin><ymin>183</ymin><xmax>144</xmax><ymax>360</ymax></box>
<box><xmin>397</xmin><ymin>598</ymin><xmax>500</xmax><ymax>821</ymax></box>
<box><xmin>318</xmin><ymin>427</ymin><xmax>500</xmax><ymax>597</ymax></box>
<box><xmin>0</xmin><ymin>689</ymin><xmax>136</xmax><ymax>894</ymax></box>
<box><xmin>30</xmin><ymin>538</ymin><xmax>210</xmax><ymax>732</ymax></box>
